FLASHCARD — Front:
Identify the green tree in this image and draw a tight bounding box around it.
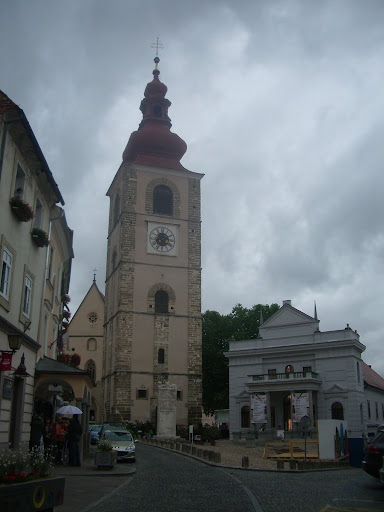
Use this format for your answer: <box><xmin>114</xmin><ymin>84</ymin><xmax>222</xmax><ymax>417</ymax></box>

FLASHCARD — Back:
<box><xmin>202</xmin><ymin>303</ymin><xmax>279</xmax><ymax>414</ymax></box>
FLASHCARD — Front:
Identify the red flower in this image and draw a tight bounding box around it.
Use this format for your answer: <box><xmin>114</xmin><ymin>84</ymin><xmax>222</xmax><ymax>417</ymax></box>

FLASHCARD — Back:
<box><xmin>9</xmin><ymin>475</ymin><xmax>16</xmax><ymax>482</ymax></box>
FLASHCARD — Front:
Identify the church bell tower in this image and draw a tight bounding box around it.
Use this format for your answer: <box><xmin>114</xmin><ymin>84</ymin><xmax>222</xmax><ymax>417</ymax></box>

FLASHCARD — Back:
<box><xmin>103</xmin><ymin>57</ymin><xmax>203</xmax><ymax>426</ymax></box>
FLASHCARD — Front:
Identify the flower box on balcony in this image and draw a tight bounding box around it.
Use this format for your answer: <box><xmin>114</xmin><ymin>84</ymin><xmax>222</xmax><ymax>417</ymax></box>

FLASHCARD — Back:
<box><xmin>9</xmin><ymin>196</ymin><xmax>34</xmax><ymax>222</ymax></box>
<box><xmin>31</xmin><ymin>228</ymin><xmax>49</xmax><ymax>247</ymax></box>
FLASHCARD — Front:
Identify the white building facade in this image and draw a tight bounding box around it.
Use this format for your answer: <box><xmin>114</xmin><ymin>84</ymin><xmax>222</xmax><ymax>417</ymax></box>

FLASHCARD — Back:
<box><xmin>226</xmin><ymin>300</ymin><xmax>382</xmax><ymax>460</ymax></box>
<box><xmin>0</xmin><ymin>90</ymin><xmax>72</xmax><ymax>449</ymax></box>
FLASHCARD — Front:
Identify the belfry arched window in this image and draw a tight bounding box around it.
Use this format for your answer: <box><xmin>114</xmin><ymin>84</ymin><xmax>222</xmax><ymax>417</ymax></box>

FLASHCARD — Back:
<box><xmin>155</xmin><ymin>290</ymin><xmax>169</xmax><ymax>314</ymax></box>
<box><xmin>331</xmin><ymin>402</ymin><xmax>344</xmax><ymax>420</ymax></box>
<box><xmin>153</xmin><ymin>185</ymin><xmax>173</xmax><ymax>216</ymax></box>
<box><xmin>241</xmin><ymin>406</ymin><xmax>250</xmax><ymax>428</ymax></box>
<box><xmin>158</xmin><ymin>348</ymin><xmax>165</xmax><ymax>364</ymax></box>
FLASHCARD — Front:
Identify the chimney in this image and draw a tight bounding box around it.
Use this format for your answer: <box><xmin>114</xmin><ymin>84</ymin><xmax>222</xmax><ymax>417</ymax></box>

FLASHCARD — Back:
<box><xmin>283</xmin><ymin>300</ymin><xmax>291</xmax><ymax>306</ymax></box>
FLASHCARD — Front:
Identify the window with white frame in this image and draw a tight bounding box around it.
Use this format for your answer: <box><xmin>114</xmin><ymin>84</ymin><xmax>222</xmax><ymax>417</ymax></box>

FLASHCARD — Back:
<box><xmin>23</xmin><ymin>274</ymin><xmax>32</xmax><ymax>318</ymax></box>
<box><xmin>0</xmin><ymin>247</ymin><xmax>13</xmax><ymax>301</ymax></box>
<box><xmin>14</xmin><ymin>164</ymin><xmax>26</xmax><ymax>198</ymax></box>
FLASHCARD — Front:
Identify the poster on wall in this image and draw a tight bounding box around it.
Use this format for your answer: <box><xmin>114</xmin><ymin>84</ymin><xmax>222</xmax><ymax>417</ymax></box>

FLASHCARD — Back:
<box><xmin>251</xmin><ymin>394</ymin><xmax>267</xmax><ymax>424</ymax></box>
<box><xmin>2</xmin><ymin>377</ymin><xmax>13</xmax><ymax>399</ymax></box>
<box><xmin>292</xmin><ymin>392</ymin><xmax>309</xmax><ymax>422</ymax></box>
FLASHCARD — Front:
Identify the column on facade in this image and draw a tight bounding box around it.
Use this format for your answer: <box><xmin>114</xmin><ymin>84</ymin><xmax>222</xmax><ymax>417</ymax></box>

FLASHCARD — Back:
<box><xmin>75</xmin><ymin>398</ymin><xmax>85</xmax><ymax>458</ymax></box>
<box><xmin>290</xmin><ymin>389</ymin><xmax>295</xmax><ymax>432</ymax></box>
<box><xmin>308</xmin><ymin>390</ymin><xmax>314</xmax><ymax>427</ymax></box>
<box><xmin>266</xmin><ymin>392</ymin><xmax>272</xmax><ymax>430</ymax></box>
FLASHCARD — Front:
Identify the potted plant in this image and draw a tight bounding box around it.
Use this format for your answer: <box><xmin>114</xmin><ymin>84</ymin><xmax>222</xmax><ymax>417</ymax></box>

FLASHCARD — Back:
<box><xmin>9</xmin><ymin>196</ymin><xmax>34</xmax><ymax>222</ymax></box>
<box><xmin>0</xmin><ymin>448</ymin><xmax>65</xmax><ymax>511</ymax></box>
<box><xmin>69</xmin><ymin>353</ymin><xmax>81</xmax><ymax>367</ymax></box>
<box><xmin>62</xmin><ymin>310</ymin><xmax>71</xmax><ymax>320</ymax></box>
<box><xmin>31</xmin><ymin>227</ymin><xmax>49</xmax><ymax>247</ymax></box>
<box><xmin>94</xmin><ymin>439</ymin><xmax>116</xmax><ymax>469</ymax></box>
<box><xmin>62</xmin><ymin>294</ymin><xmax>71</xmax><ymax>305</ymax></box>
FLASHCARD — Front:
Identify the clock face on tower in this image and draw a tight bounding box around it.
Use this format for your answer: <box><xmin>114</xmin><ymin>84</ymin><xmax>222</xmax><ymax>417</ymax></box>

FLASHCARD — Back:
<box><xmin>147</xmin><ymin>222</ymin><xmax>178</xmax><ymax>256</ymax></box>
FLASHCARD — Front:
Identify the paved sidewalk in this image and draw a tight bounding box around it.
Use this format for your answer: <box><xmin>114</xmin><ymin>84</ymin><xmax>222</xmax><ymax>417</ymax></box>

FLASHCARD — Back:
<box><xmin>52</xmin><ymin>455</ymin><xmax>136</xmax><ymax>512</ymax></box>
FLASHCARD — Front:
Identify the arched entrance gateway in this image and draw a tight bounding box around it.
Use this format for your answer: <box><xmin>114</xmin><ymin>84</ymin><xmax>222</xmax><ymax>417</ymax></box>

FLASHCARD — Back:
<box><xmin>34</xmin><ymin>356</ymin><xmax>95</xmax><ymax>457</ymax></box>
<box><xmin>34</xmin><ymin>378</ymin><xmax>76</xmax><ymax>419</ymax></box>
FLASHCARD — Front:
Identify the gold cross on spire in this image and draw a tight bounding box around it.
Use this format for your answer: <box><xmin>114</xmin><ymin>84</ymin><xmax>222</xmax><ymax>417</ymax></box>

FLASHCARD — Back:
<box><xmin>151</xmin><ymin>37</ymin><xmax>164</xmax><ymax>69</ymax></box>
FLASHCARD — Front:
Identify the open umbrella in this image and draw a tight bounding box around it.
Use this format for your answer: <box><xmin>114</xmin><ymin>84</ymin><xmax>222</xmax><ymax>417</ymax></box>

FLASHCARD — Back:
<box><xmin>56</xmin><ymin>405</ymin><xmax>83</xmax><ymax>415</ymax></box>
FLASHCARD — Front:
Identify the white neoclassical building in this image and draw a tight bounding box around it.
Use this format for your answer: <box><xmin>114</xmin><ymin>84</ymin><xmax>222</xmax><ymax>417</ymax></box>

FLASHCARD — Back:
<box><xmin>226</xmin><ymin>300</ymin><xmax>384</xmax><ymax>459</ymax></box>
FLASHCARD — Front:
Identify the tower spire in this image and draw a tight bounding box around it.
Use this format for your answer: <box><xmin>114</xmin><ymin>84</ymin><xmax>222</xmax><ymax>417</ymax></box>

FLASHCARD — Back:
<box><xmin>122</xmin><ymin>53</ymin><xmax>187</xmax><ymax>171</ymax></box>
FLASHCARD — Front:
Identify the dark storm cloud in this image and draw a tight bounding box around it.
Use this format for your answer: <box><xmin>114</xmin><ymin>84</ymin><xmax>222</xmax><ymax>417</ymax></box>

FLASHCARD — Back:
<box><xmin>1</xmin><ymin>0</ymin><xmax>383</xmax><ymax>374</ymax></box>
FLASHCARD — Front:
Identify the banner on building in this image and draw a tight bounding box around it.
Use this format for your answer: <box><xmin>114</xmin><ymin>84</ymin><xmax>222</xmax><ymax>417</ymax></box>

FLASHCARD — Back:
<box><xmin>292</xmin><ymin>392</ymin><xmax>309</xmax><ymax>423</ymax></box>
<box><xmin>251</xmin><ymin>394</ymin><xmax>267</xmax><ymax>424</ymax></box>
<box><xmin>0</xmin><ymin>351</ymin><xmax>13</xmax><ymax>371</ymax></box>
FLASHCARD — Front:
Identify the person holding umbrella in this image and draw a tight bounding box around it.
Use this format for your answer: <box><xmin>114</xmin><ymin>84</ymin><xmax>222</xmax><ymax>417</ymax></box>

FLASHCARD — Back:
<box><xmin>68</xmin><ymin>414</ymin><xmax>82</xmax><ymax>466</ymax></box>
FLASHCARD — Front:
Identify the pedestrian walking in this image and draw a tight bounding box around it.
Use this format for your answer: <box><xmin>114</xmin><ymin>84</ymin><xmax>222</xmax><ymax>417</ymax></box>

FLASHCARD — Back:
<box><xmin>43</xmin><ymin>417</ymin><xmax>53</xmax><ymax>459</ymax></box>
<box><xmin>68</xmin><ymin>414</ymin><xmax>82</xmax><ymax>466</ymax></box>
<box><xmin>53</xmin><ymin>416</ymin><xmax>67</xmax><ymax>464</ymax></box>
<box><xmin>29</xmin><ymin>413</ymin><xmax>45</xmax><ymax>456</ymax></box>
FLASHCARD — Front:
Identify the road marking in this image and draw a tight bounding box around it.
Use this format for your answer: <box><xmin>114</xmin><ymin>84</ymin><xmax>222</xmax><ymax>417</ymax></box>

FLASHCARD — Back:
<box><xmin>218</xmin><ymin>469</ymin><xmax>264</xmax><ymax>512</ymax></box>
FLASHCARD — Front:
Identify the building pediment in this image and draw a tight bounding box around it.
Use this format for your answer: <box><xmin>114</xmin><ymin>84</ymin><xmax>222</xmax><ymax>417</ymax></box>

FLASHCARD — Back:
<box><xmin>233</xmin><ymin>389</ymin><xmax>251</xmax><ymax>399</ymax></box>
<box><xmin>323</xmin><ymin>384</ymin><xmax>348</xmax><ymax>395</ymax></box>
<box><xmin>261</xmin><ymin>303</ymin><xmax>316</xmax><ymax>329</ymax></box>
<box><xmin>259</xmin><ymin>302</ymin><xmax>319</xmax><ymax>339</ymax></box>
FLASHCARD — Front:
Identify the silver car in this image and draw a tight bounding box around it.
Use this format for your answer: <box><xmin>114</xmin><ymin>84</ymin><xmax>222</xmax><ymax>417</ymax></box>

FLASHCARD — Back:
<box><xmin>102</xmin><ymin>429</ymin><xmax>136</xmax><ymax>462</ymax></box>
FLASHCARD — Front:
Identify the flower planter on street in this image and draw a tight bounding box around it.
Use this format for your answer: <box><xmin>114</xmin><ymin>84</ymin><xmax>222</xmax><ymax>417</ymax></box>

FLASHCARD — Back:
<box><xmin>94</xmin><ymin>450</ymin><xmax>116</xmax><ymax>469</ymax></box>
<box><xmin>0</xmin><ymin>476</ymin><xmax>65</xmax><ymax>511</ymax></box>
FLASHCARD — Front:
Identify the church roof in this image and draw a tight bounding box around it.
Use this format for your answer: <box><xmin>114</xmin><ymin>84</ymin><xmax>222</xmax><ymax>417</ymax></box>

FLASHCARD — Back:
<box><xmin>362</xmin><ymin>361</ymin><xmax>384</xmax><ymax>391</ymax></box>
<box><xmin>122</xmin><ymin>58</ymin><xmax>188</xmax><ymax>171</ymax></box>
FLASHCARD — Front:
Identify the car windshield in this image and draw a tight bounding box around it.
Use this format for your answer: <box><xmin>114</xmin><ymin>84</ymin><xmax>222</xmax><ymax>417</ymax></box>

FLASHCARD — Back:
<box><xmin>104</xmin><ymin>431</ymin><xmax>133</xmax><ymax>442</ymax></box>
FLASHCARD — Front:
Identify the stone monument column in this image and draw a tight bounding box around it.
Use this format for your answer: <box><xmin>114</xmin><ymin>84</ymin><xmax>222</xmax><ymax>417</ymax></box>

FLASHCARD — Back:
<box><xmin>157</xmin><ymin>382</ymin><xmax>177</xmax><ymax>438</ymax></box>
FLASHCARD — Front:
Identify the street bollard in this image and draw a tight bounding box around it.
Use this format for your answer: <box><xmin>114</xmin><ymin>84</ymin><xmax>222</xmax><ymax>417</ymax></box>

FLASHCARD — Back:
<box><xmin>242</xmin><ymin>456</ymin><xmax>249</xmax><ymax>468</ymax></box>
<box><xmin>214</xmin><ymin>452</ymin><xmax>221</xmax><ymax>464</ymax></box>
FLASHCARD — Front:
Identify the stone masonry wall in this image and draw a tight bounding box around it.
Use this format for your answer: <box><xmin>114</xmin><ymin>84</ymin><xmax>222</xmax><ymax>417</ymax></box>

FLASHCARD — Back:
<box><xmin>187</xmin><ymin>177</ymin><xmax>202</xmax><ymax>425</ymax></box>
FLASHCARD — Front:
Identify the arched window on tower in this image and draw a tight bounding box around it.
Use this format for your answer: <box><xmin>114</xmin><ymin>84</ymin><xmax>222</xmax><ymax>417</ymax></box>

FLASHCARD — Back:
<box><xmin>86</xmin><ymin>360</ymin><xmax>96</xmax><ymax>381</ymax></box>
<box><xmin>113</xmin><ymin>193</ymin><xmax>120</xmax><ymax>226</ymax></box>
<box><xmin>331</xmin><ymin>402</ymin><xmax>344</xmax><ymax>420</ymax></box>
<box><xmin>87</xmin><ymin>338</ymin><xmax>97</xmax><ymax>351</ymax></box>
<box><xmin>241</xmin><ymin>406</ymin><xmax>250</xmax><ymax>428</ymax></box>
<box><xmin>112</xmin><ymin>249</ymin><xmax>117</xmax><ymax>272</ymax></box>
<box><xmin>155</xmin><ymin>290</ymin><xmax>169</xmax><ymax>314</ymax></box>
<box><xmin>158</xmin><ymin>348</ymin><xmax>165</xmax><ymax>364</ymax></box>
<box><xmin>153</xmin><ymin>105</ymin><xmax>162</xmax><ymax>117</ymax></box>
<box><xmin>153</xmin><ymin>185</ymin><xmax>173</xmax><ymax>216</ymax></box>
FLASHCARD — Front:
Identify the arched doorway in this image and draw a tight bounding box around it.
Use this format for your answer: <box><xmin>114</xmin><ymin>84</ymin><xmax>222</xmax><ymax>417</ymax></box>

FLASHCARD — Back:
<box><xmin>283</xmin><ymin>394</ymin><xmax>292</xmax><ymax>431</ymax></box>
<box><xmin>34</xmin><ymin>378</ymin><xmax>76</xmax><ymax>420</ymax></box>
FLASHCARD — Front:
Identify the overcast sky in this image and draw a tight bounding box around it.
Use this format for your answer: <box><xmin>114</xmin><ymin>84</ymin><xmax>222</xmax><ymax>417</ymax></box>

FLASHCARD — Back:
<box><xmin>1</xmin><ymin>1</ymin><xmax>383</xmax><ymax>374</ymax></box>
